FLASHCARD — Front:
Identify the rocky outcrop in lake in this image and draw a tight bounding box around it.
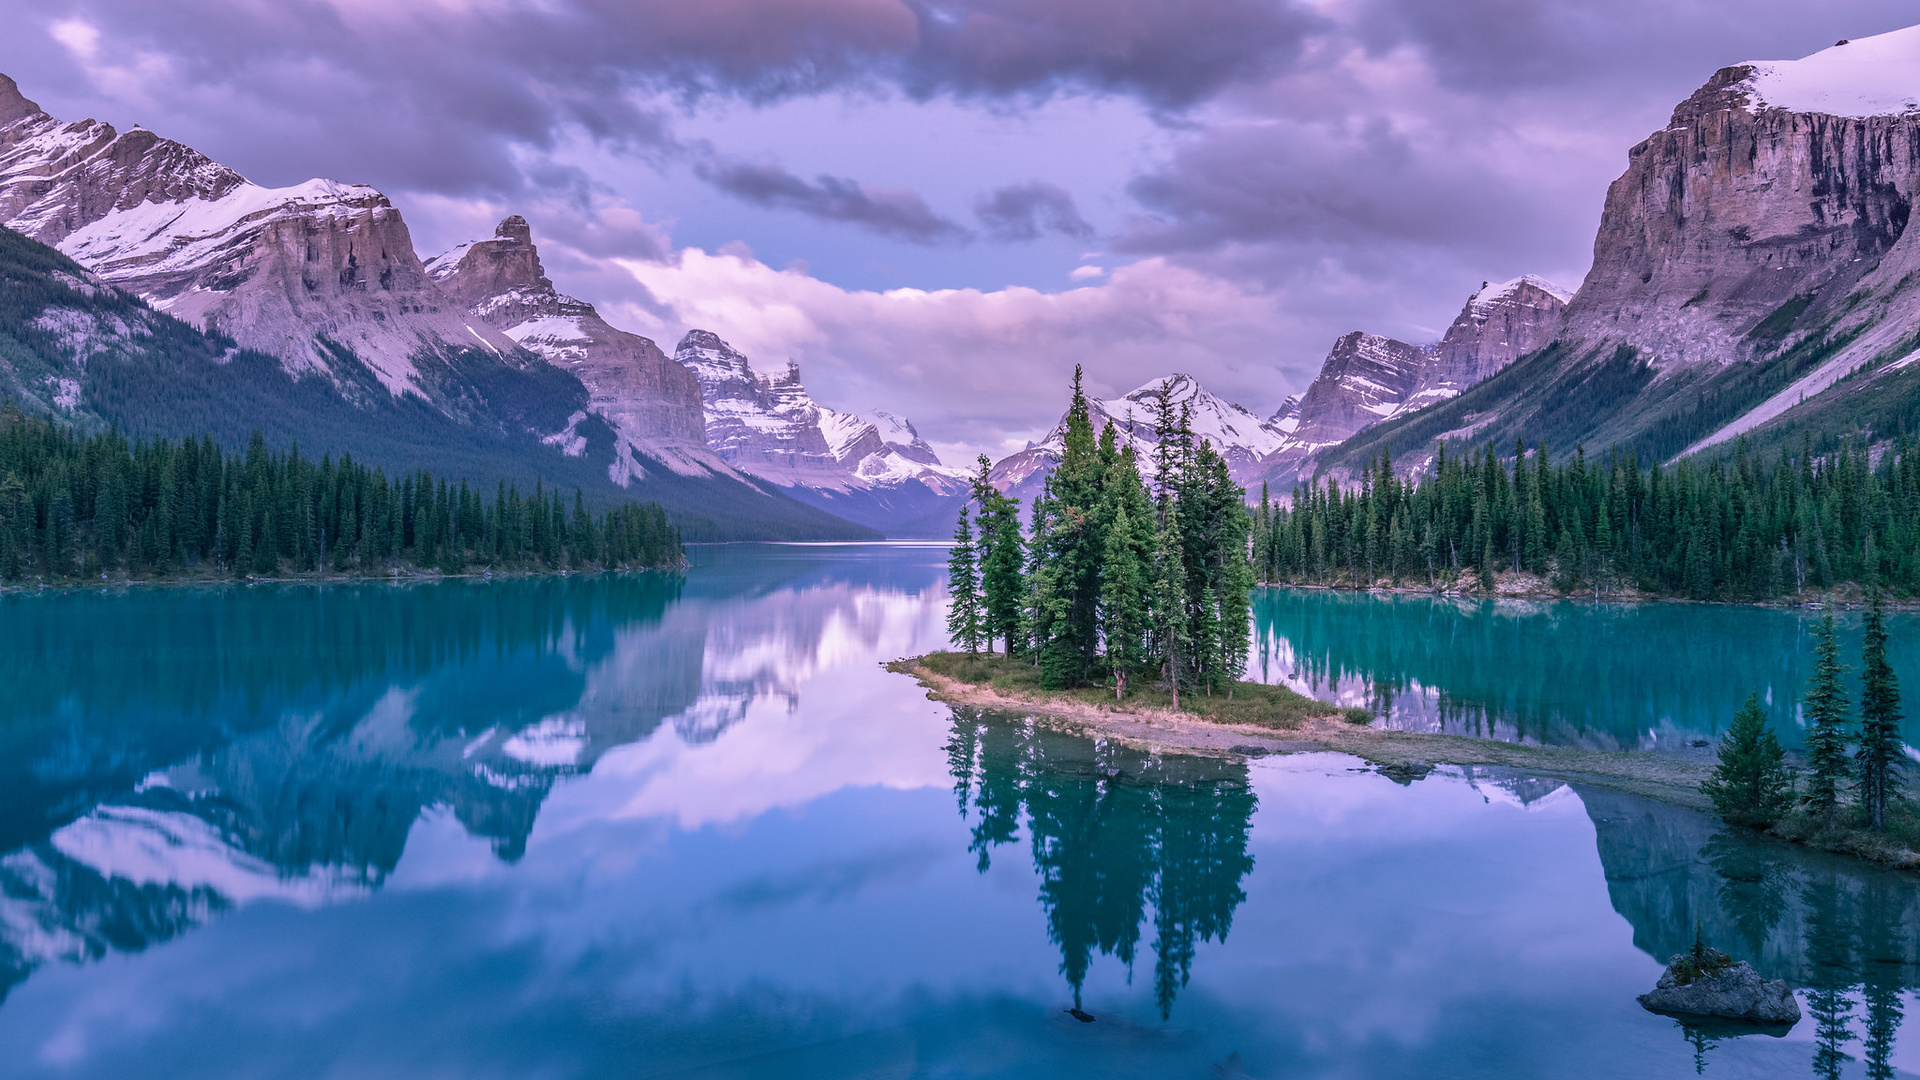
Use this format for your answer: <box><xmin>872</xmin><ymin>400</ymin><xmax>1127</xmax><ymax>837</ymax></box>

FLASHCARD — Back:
<box><xmin>1638</xmin><ymin>951</ymin><xmax>1801</xmax><ymax>1025</ymax></box>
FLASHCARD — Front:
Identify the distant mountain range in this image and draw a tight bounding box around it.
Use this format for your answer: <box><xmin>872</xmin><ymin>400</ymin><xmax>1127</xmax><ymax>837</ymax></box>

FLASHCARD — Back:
<box><xmin>7</xmin><ymin>24</ymin><xmax>1920</xmax><ymax>533</ymax></box>
<box><xmin>993</xmin><ymin>26</ymin><xmax>1920</xmax><ymax>500</ymax></box>
<box><xmin>0</xmin><ymin>72</ymin><xmax>961</xmax><ymax>538</ymax></box>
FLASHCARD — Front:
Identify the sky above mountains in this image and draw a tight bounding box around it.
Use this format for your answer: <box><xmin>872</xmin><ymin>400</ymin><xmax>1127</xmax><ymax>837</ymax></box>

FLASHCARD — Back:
<box><xmin>3</xmin><ymin>0</ymin><xmax>1917</xmax><ymax>464</ymax></box>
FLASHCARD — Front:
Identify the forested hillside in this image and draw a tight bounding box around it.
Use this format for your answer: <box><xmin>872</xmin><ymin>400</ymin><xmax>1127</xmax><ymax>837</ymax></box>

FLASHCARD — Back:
<box><xmin>1255</xmin><ymin>438</ymin><xmax>1920</xmax><ymax>600</ymax></box>
<box><xmin>0</xmin><ymin>226</ymin><xmax>872</xmax><ymax>541</ymax></box>
<box><xmin>0</xmin><ymin>406</ymin><xmax>681</xmax><ymax>581</ymax></box>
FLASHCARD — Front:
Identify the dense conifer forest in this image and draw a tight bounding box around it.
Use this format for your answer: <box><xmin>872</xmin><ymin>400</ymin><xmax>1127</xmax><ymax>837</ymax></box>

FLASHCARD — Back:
<box><xmin>1253</xmin><ymin>437</ymin><xmax>1920</xmax><ymax>600</ymax></box>
<box><xmin>0</xmin><ymin>405</ymin><xmax>681</xmax><ymax>582</ymax></box>
<box><xmin>948</xmin><ymin>371</ymin><xmax>1254</xmax><ymax>700</ymax></box>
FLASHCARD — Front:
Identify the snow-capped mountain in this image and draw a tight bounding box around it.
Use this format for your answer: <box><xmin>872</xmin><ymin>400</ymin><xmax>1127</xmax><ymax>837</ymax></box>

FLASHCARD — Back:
<box><xmin>1262</xmin><ymin>275</ymin><xmax>1568</xmax><ymax>487</ymax></box>
<box><xmin>425</xmin><ymin>216</ymin><xmax>729</xmax><ymax>486</ymax></box>
<box><xmin>673</xmin><ymin>330</ymin><xmax>971</xmax><ymax>535</ymax></box>
<box><xmin>0</xmin><ymin>74</ymin><xmax>534</xmax><ymax>401</ymax></box>
<box><xmin>990</xmin><ymin>373</ymin><xmax>1292</xmax><ymax>505</ymax></box>
<box><xmin>0</xmin><ymin>73</ymin><xmax>870</xmax><ymax>540</ymax></box>
<box><xmin>1321</xmin><ymin>25</ymin><xmax>1920</xmax><ymax>476</ymax></box>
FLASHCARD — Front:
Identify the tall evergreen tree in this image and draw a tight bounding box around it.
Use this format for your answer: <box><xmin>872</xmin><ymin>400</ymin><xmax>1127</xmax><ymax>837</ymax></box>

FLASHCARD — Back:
<box><xmin>947</xmin><ymin>503</ymin><xmax>984</xmax><ymax>653</ymax></box>
<box><xmin>1098</xmin><ymin>447</ymin><xmax>1156</xmax><ymax>699</ymax></box>
<box><xmin>973</xmin><ymin>454</ymin><xmax>1026</xmax><ymax>655</ymax></box>
<box><xmin>1857</xmin><ymin>590</ymin><xmax>1904</xmax><ymax>832</ymax></box>
<box><xmin>1701</xmin><ymin>692</ymin><xmax>1793</xmax><ymax>828</ymax></box>
<box><xmin>1154</xmin><ymin>501</ymin><xmax>1191</xmax><ymax>708</ymax></box>
<box><xmin>1804</xmin><ymin>613</ymin><xmax>1853</xmax><ymax>832</ymax></box>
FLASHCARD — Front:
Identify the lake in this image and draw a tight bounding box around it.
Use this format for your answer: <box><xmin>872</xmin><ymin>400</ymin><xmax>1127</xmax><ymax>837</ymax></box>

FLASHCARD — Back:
<box><xmin>1253</xmin><ymin>587</ymin><xmax>1920</xmax><ymax>754</ymax></box>
<box><xmin>0</xmin><ymin>544</ymin><xmax>1914</xmax><ymax>1078</ymax></box>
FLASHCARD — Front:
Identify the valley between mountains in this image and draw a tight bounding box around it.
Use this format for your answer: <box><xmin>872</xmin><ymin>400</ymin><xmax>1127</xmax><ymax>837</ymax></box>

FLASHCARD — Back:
<box><xmin>6</xmin><ymin>25</ymin><xmax>1920</xmax><ymax>539</ymax></box>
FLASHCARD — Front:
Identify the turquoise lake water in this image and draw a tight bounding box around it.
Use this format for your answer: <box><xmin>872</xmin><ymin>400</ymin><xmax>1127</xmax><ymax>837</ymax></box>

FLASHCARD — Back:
<box><xmin>1254</xmin><ymin>587</ymin><xmax>1920</xmax><ymax>754</ymax></box>
<box><xmin>0</xmin><ymin>545</ymin><xmax>1914</xmax><ymax>1077</ymax></box>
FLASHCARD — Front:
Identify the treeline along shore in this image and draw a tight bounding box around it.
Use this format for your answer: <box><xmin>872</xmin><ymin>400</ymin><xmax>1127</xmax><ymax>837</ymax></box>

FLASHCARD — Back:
<box><xmin>1254</xmin><ymin>437</ymin><xmax>1920</xmax><ymax>601</ymax></box>
<box><xmin>0</xmin><ymin>404</ymin><xmax>683</xmax><ymax>583</ymax></box>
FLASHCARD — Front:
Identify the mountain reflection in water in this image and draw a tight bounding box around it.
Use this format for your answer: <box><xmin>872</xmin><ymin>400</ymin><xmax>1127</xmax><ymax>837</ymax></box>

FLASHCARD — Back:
<box><xmin>0</xmin><ymin>552</ymin><xmax>938</xmax><ymax>1003</ymax></box>
<box><xmin>1582</xmin><ymin>784</ymin><xmax>1920</xmax><ymax>1075</ymax></box>
<box><xmin>1</xmin><ymin>549</ymin><xmax>1918</xmax><ymax>1077</ymax></box>
<box><xmin>944</xmin><ymin>707</ymin><xmax>1255</xmax><ymax>1018</ymax></box>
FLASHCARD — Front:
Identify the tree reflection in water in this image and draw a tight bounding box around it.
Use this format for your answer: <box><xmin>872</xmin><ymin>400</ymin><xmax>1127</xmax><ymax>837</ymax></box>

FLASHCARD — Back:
<box><xmin>943</xmin><ymin>707</ymin><xmax>1256</xmax><ymax>1018</ymax></box>
<box><xmin>1585</xmin><ymin>786</ymin><xmax>1920</xmax><ymax>1076</ymax></box>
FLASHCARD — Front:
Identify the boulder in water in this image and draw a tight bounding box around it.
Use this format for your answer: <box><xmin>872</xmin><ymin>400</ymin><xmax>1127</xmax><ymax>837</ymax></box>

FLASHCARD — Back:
<box><xmin>1638</xmin><ymin>949</ymin><xmax>1800</xmax><ymax>1026</ymax></box>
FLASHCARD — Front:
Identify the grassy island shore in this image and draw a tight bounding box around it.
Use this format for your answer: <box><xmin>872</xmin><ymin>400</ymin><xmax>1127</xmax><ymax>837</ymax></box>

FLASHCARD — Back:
<box><xmin>891</xmin><ymin>651</ymin><xmax>1920</xmax><ymax>873</ymax></box>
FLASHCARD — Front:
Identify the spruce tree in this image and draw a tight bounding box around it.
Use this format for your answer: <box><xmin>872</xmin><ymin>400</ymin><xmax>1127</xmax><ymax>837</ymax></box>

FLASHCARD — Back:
<box><xmin>1154</xmin><ymin>501</ymin><xmax>1191</xmax><ymax>709</ymax></box>
<box><xmin>1098</xmin><ymin>446</ymin><xmax>1155</xmax><ymax>699</ymax></box>
<box><xmin>1857</xmin><ymin>591</ymin><xmax>1904</xmax><ymax>832</ymax></box>
<box><xmin>973</xmin><ymin>454</ymin><xmax>1026</xmax><ymax>655</ymax></box>
<box><xmin>1701</xmin><ymin>693</ymin><xmax>1793</xmax><ymax>828</ymax></box>
<box><xmin>947</xmin><ymin>503</ymin><xmax>983</xmax><ymax>653</ymax></box>
<box><xmin>1803</xmin><ymin>613</ymin><xmax>1853</xmax><ymax>832</ymax></box>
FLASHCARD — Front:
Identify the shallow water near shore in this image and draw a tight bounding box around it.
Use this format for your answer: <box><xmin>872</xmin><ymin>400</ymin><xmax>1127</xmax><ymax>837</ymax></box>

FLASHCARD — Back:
<box><xmin>1253</xmin><ymin>586</ymin><xmax>1920</xmax><ymax>754</ymax></box>
<box><xmin>0</xmin><ymin>544</ymin><xmax>1915</xmax><ymax>1078</ymax></box>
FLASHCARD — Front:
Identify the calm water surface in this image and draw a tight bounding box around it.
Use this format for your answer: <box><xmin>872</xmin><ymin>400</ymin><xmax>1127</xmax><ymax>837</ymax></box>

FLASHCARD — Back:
<box><xmin>0</xmin><ymin>546</ymin><xmax>1915</xmax><ymax>1078</ymax></box>
<box><xmin>1255</xmin><ymin>588</ymin><xmax>1920</xmax><ymax>753</ymax></box>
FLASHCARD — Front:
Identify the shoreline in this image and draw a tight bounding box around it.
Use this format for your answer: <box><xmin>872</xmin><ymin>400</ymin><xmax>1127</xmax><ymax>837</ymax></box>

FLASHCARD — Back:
<box><xmin>890</xmin><ymin>657</ymin><xmax>1717</xmax><ymax>809</ymax></box>
<box><xmin>0</xmin><ymin>562</ymin><xmax>686</xmax><ymax>594</ymax></box>
<box><xmin>1257</xmin><ymin>579</ymin><xmax>1918</xmax><ymax>610</ymax></box>
<box><xmin>890</xmin><ymin>655</ymin><xmax>1920</xmax><ymax>872</ymax></box>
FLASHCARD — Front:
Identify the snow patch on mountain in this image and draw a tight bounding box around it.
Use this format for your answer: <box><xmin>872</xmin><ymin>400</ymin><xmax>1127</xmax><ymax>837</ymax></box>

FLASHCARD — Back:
<box><xmin>1736</xmin><ymin>26</ymin><xmax>1920</xmax><ymax>118</ymax></box>
<box><xmin>673</xmin><ymin>329</ymin><xmax>968</xmax><ymax>500</ymax></box>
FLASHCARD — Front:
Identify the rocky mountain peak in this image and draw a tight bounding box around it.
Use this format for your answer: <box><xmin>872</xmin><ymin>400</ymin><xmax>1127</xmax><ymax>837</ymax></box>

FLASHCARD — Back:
<box><xmin>0</xmin><ymin>73</ymin><xmax>41</xmax><ymax>126</ymax></box>
<box><xmin>671</xmin><ymin>329</ymin><xmax>967</xmax><ymax>522</ymax></box>
<box><xmin>426</xmin><ymin>214</ymin><xmax>553</xmax><ymax>312</ymax></box>
<box><xmin>429</xmin><ymin>218</ymin><xmax>712</xmax><ymax>481</ymax></box>
<box><xmin>1436</xmin><ymin>275</ymin><xmax>1569</xmax><ymax>383</ymax></box>
<box><xmin>494</xmin><ymin>214</ymin><xmax>532</xmax><ymax>243</ymax></box>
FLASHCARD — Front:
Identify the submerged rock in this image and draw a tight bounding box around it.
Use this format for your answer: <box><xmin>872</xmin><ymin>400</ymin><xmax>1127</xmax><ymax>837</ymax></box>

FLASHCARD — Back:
<box><xmin>1638</xmin><ymin>952</ymin><xmax>1801</xmax><ymax>1026</ymax></box>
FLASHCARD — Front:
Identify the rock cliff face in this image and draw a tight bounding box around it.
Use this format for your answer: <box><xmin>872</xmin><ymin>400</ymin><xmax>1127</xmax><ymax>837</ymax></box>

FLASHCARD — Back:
<box><xmin>1320</xmin><ymin>26</ymin><xmax>1920</xmax><ymax>475</ymax></box>
<box><xmin>1260</xmin><ymin>277</ymin><xmax>1568</xmax><ymax>487</ymax></box>
<box><xmin>0</xmin><ymin>73</ymin><xmax>538</xmax><ymax>407</ymax></box>
<box><xmin>673</xmin><ymin>330</ymin><xmax>969</xmax><ymax>535</ymax></box>
<box><xmin>425</xmin><ymin>217</ymin><xmax>722</xmax><ymax>485</ymax></box>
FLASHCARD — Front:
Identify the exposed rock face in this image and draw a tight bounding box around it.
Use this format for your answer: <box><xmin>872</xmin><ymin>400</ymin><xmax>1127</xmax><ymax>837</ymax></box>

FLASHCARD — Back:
<box><xmin>1321</xmin><ymin>28</ymin><xmax>1920</xmax><ymax>474</ymax></box>
<box><xmin>1638</xmin><ymin>958</ymin><xmax>1802</xmax><ymax>1026</ymax></box>
<box><xmin>1438</xmin><ymin>276</ymin><xmax>1572</xmax><ymax>383</ymax></box>
<box><xmin>673</xmin><ymin>330</ymin><xmax>969</xmax><ymax>534</ymax></box>
<box><xmin>1563</xmin><ymin>60</ymin><xmax>1918</xmax><ymax>371</ymax></box>
<box><xmin>425</xmin><ymin>217</ymin><xmax>719</xmax><ymax>485</ymax></box>
<box><xmin>1260</xmin><ymin>278</ymin><xmax>1567</xmax><ymax>488</ymax></box>
<box><xmin>0</xmin><ymin>73</ymin><xmax>534</xmax><ymax>404</ymax></box>
<box><xmin>990</xmin><ymin>373</ymin><xmax>1290</xmax><ymax>505</ymax></box>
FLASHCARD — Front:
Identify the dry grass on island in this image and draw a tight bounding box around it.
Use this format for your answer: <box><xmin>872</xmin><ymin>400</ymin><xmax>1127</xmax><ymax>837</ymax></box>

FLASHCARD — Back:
<box><xmin>893</xmin><ymin>650</ymin><xmax>1719</xmax><ymax>811</ymax></box>
<box><xmin>906</xmin><ymin>650</ymin><xmax>1348</xmax><ymax>730</ymax></box>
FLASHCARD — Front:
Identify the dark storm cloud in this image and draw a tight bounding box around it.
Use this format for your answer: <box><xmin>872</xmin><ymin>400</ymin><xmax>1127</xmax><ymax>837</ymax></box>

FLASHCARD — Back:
<box><xmin>697</xmin><ymin>158</ymin><xmax>973</xmax><ymax>244</ymax></box>
<box><xmin>6</xmin><ymin>0</ymin><xmax>1318</xmax><ymax>203</ymax></box>
<box><xmin>974</xmin><ymin>182</ymin><xmax>1093</xmax><ymax>242</ymax></box>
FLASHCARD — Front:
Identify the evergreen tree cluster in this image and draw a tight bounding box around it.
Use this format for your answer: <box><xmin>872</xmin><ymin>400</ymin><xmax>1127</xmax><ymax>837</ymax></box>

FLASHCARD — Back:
<box><xmin>1252</xmin><ymin>436</ymin><xmax>1920</xmax><ymax>599</ymax></box>
<box><xmin>1706</xmin><ymin>598</ymin><xmax>1905</xmax><ymax>834</ymax></box>
<box><xmin>0</xmin><ymin>404</ymin><xmax>681</xmax><ymax>582</ymax></box>
<box><xmin>948</xmin><ymin>370</ymin><xmax>1255</xmax><ymax>701</ymax></box>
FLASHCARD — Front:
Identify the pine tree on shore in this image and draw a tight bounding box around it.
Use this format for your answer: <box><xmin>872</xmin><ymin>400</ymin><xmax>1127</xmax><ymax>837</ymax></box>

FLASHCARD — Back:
<box><xmin>1155</xmin><ymin>501</ymin><xmax>1191</xmax><ymax>708</ymax></box>
<box><xmin>1857</xmin><ymin>591</ymin><xmax>1904</xmax><ymax>832</ymax></box>
<box><xmin>972</xmin><ymin>454</ymin><xmax>1026</xmax><ymax>655</ymax></box>
<box><xmin>1804</xmin><ymin>613</ymin><xmax>1853</xmax><ymax>832</ymax></box>
<box><xmin>1701</xmin><ymin>692</ymin><xmax>1793</xmax><ymax>828</ymax></box>
<box><xmin>947</xmin><ymin>504</ymin><xmax>983</xmax><ymax>653</ymax></box>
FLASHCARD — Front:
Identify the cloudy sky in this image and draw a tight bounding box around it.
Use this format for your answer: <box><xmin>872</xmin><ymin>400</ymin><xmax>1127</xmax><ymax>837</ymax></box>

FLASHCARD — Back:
<box><xmin>2</xmin><ymin>0</ymin><xmax>1915</xmax><ymax>463</ymax></box>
